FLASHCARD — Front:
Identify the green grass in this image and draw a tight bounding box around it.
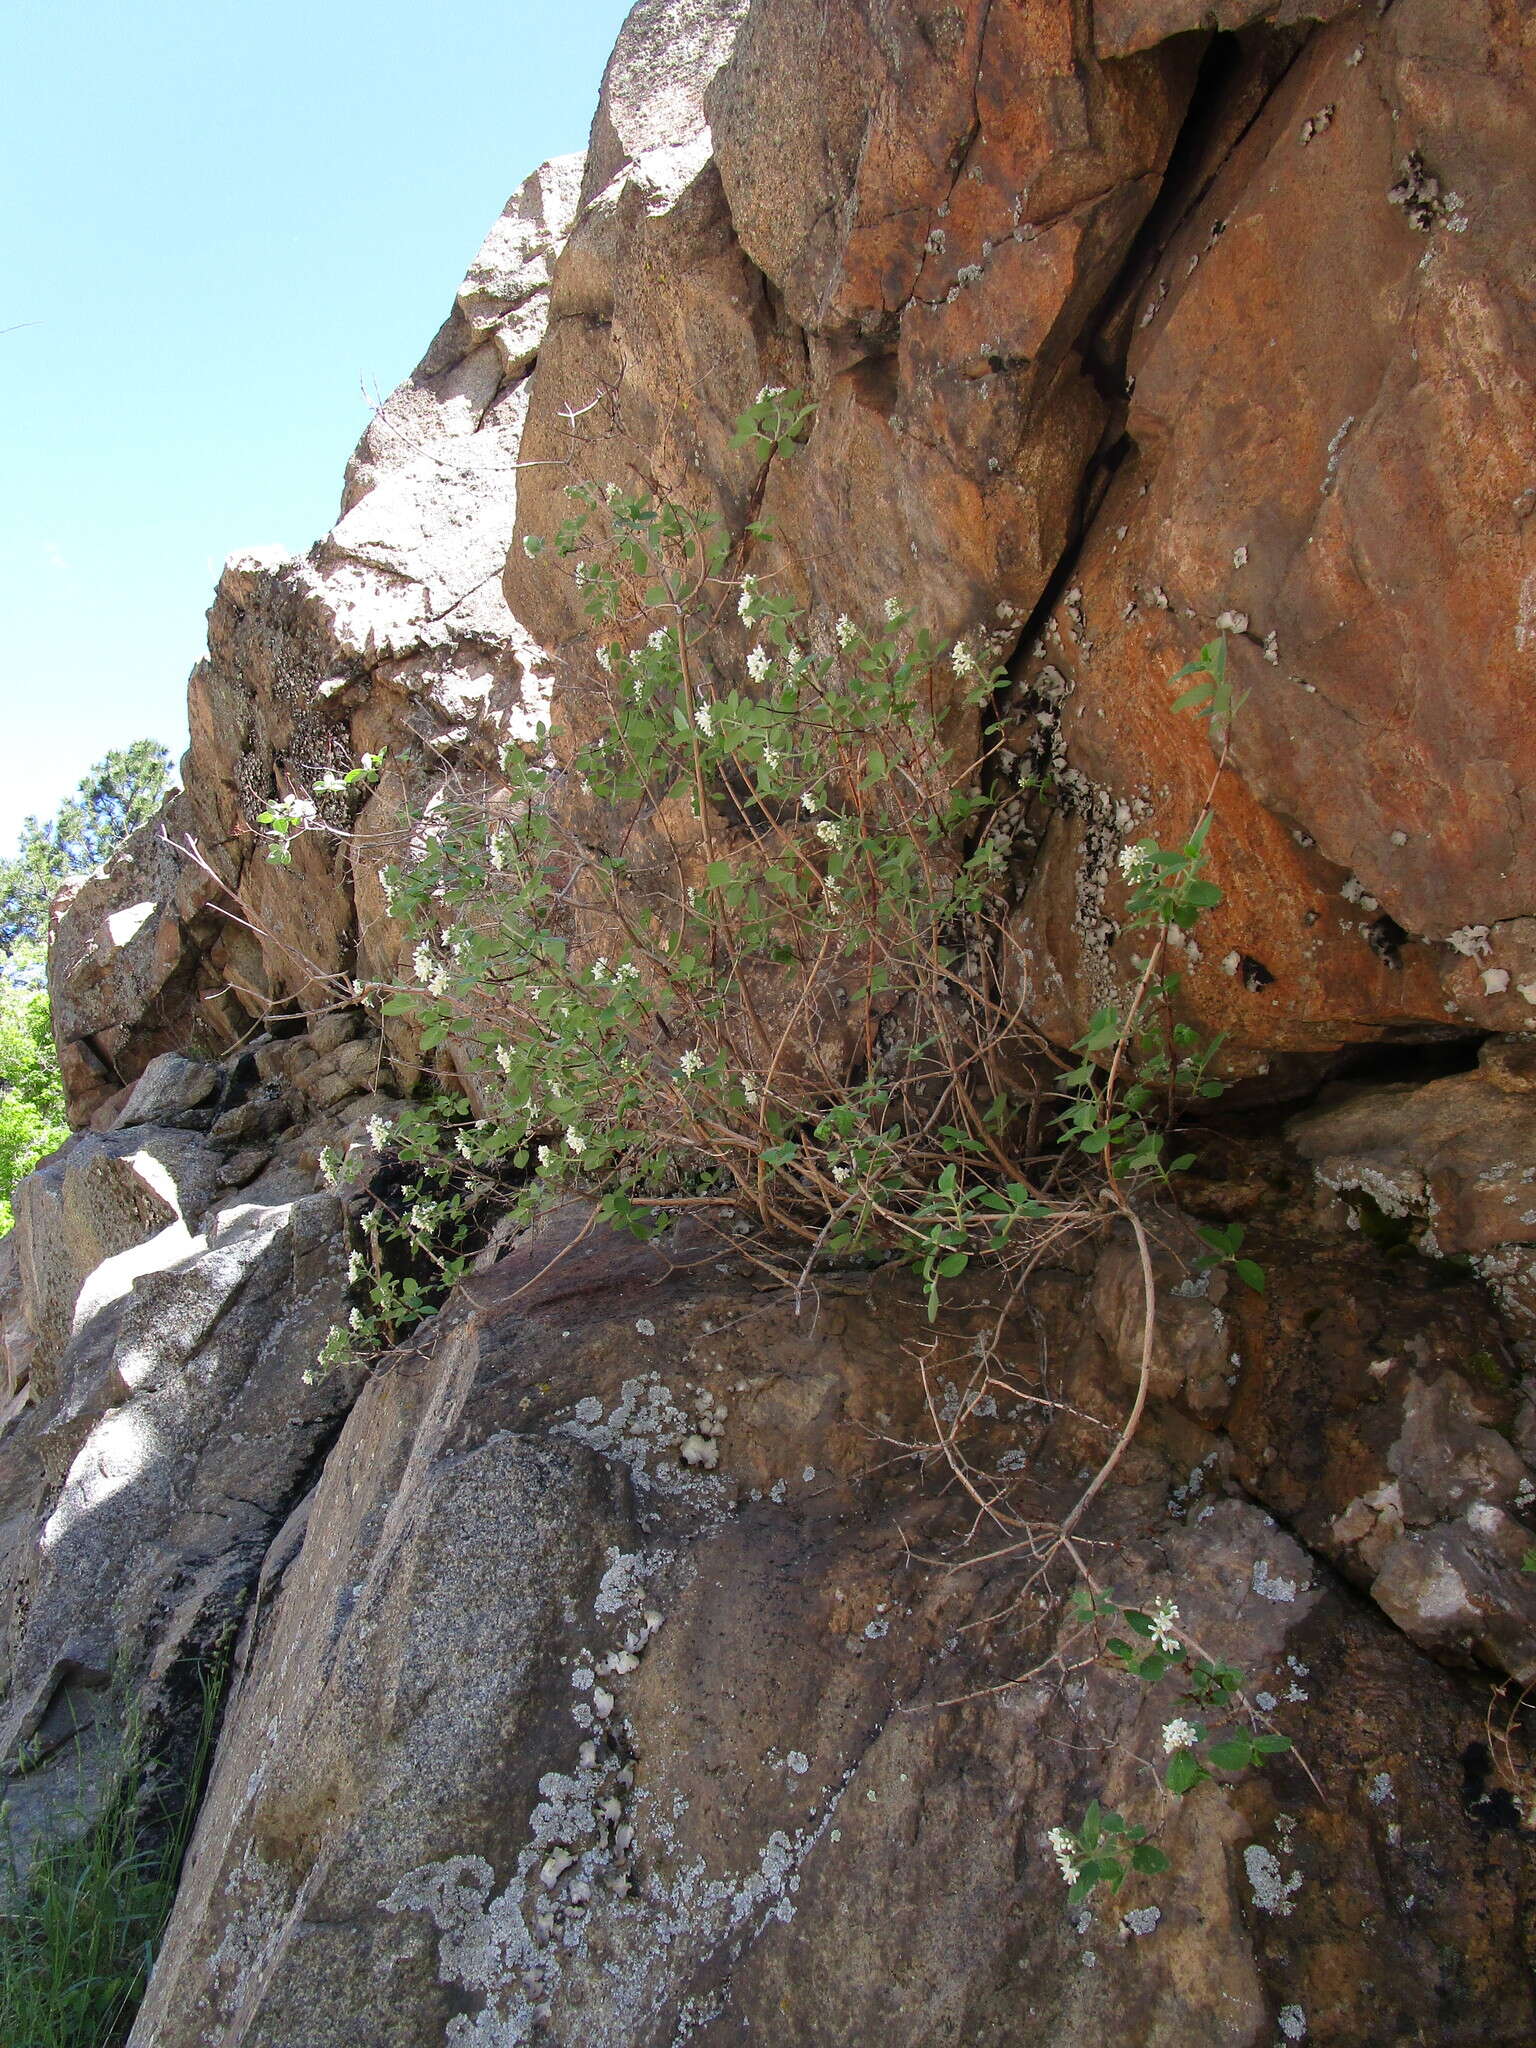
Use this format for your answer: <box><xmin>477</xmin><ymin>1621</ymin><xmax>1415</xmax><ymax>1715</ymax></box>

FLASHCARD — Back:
<box><xmin>0</xmin><ymin>1664</ymin><xmax>223</xmax><ymax>2048</ymax></box>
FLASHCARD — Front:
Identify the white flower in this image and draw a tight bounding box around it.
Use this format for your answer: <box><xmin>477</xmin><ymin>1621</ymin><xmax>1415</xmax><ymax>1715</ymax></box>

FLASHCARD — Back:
<box><xmin>835</xmin><ymin>615</ymin><xmax>857</xmax><ymax>649</ymax></box>
<box><xmin>884</xmin><ymin>597</ymin><xmax>902</xmax><ymax>623</ymax></box>
<box><xmin>799</xmin><ymin>790</ymin><xmax>817</xmax><ymax>813</ymax></box>
<box><xmin>428</xmin><ymin>968</ymin><xmax>448</xmax><ymax>997</ymax></box>
<box><xmin>591</xmin><ymin>956</ymin><xmax>610</xmax><ymax>983</ymax></box>
<box><xmin>614</xmin><ymin>961</ymin><xmax>640</xmax><ymax>983</ymax></box>
<box><xmin>762</xmin><ymin>745</ymin><xmax>782</xmax><ymax>772</ymax></box>
<box><xmin>366</xmin><ymin>1115</ymin><xmax>392</xmax><ymax>1151</ymax></box>
<box><xmin>746</xmin><ymin>643</ymin><xmax>771</xmax><ymax>683</ymax></box>
<box><xmin>815</xmin><ymin>819</ymin><xmax>844</xmax><ymax>848</ymax></box>
<box><xmin>831</xmin><ymin>1163</ymin><xmax>851</xmax><ymax>1185</ymax></box>
<box><xmin>565</xmin><ymin>1127</ymin><xmax>588</xmax><ymax>1155</ymax></box>
<box><xmin>488</xmin><ymin>831</ymin><xmax>508</xmax><ymax>872</ymax></box>
<box><xmin>1149</xmin><ymin>1597</ymin><xmax>1181</xmax><ymax>1653</ymax></box>
<box><xmin>595</xmin><ymin>644</ymin><xmax>612</xmax><ymax>673</ymax></box>
<box><xmin>348</xmin><ymin>1306</ymin><xmax>365</xmax><ymax>1332</ymax></box>
<box><xmin>648</xmin><ymin>626</ymin><xmax>670</xmax><ymax>651</ymax></box>
<box><xmin>1162</xmin><ymin>1717</ymin><xmax>1199</xmax><ymax>1753</ymax></box>
<box><xmin>495</xmin><ymin>1045</ymin><xmax>512</xmax><ymax>1074</ymax></box>
<box><xmin>677</xmin><ymin>1049</ymin><xmax>704</xmax><ymax>1078</ymax></box>
<box><xmin>755</xmin><ymin>384</ymin><xmax>787</xmax><ymax>403</ymax></box>
<box><xmin>347</xmin><ymin>1250</ymin><xmax>366</xmax><ymax>1285</ymax></box>
<box><xmin>737</xmin><ymin>576</ymin><xmax>759</xmax><ymax>621</ymax></box>
<box><xmin>1118</xmin><ymin>843</ymin><xmax>1154</xmax><ymax>884</ymax></box>
<box><xmin>694</xmin><ymin>702</ymin><xmax>714</xmax><ymax>737</ymax></box>
<box><xmin>951</xmin><ymin>640</ymin><xmax>979</xmax><ymax>679</ymax></box>
<box><xmin>1047</xmin><ymin>1828</ymin><xmax>1081</xmax><ymax>1885</ymax></box>
<box><xmin>537</xmin><ymin>1144</ymin><xmax>552</xmax><ymax>1168</ymax></box>
<box><xmin>412</xmin><ymin>942</ymin><xmax>435</xmax><ymax>984</ymax></box>
<box><xmin>741</xmin><ymin>1075</ymin><xmax>760</xmax><ymax>1108</ymax></box>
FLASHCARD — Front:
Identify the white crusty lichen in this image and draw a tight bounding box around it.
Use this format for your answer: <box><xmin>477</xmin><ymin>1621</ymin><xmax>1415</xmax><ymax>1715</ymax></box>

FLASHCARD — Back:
<box><xmin>1243</xmin><ymin>1842</ymin><xmax>1303</xmax><ymax>1917</ymax></box>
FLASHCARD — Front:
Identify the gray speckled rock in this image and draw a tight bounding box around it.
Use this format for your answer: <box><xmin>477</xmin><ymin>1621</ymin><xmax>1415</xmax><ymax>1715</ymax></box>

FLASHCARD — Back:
<box><xmin>129</xmin><ymin>1221</ymin><xmax>1535</xmax><ymax>2048</ymax></box>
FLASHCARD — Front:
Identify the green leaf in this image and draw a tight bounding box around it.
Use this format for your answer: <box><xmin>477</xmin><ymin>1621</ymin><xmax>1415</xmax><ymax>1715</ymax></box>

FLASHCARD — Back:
<box><xmin>1131</xmin><ymin>1843</ymin><xmax>1170</xmax><ymax>1876</ymax></box>
<box><xmin>936</xmin><ymin>1251</ymin><xmax>970</xmax><ymax>1278</ymax></box>
<box><xmin>1165</xmin><ymin>1752</ymin><xmax>1203</xmax><ymax>1795</ymax></box>
<box><xmin>1252</xmin><ymin>1733</ymin><xmax>1293</xmax><ymax>1756</ymax></box>
<box><xmin>1075</xmin><ymin>1005</ymin><xmax>1122</xmax><ymax>1053</ymax></box>
<box><xmin>1234</xmin><ymin>1259</ymin><xmax>1266</xmax><ymax>1294</ymax></box>
<box><xmin>1081</xmin><ymin>1799</ymin><xmax>1102</xmax><ymax>1849</ymax></box>
<box><xmin>1206</xmin><ymin>1737</ymin><xmax>1255</xmax><ymax>1772</ymax></box>
<box><xmin>1170</xmin><ymin>681</ymin><xmax>1215</xmax><ymax>717</ymax></box>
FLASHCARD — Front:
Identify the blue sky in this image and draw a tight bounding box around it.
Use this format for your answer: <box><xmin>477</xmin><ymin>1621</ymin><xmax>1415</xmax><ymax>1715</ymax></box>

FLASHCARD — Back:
<box><xmin>1</xmin><ymin>0</ymin><xmax>633</xmax><ymax>850</ymax></box>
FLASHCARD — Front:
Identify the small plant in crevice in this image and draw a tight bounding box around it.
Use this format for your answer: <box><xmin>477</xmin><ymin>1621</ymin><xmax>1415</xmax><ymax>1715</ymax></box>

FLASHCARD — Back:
<box><xmin>1045</xmin><ymin>1588</ymin><xmax>1293</xmax><ymax>1907</ymax></box>
<box><xmin>0</xmin><ymin>1652</ymin><xmax>226</xmax><ymax>2048</ymax></box>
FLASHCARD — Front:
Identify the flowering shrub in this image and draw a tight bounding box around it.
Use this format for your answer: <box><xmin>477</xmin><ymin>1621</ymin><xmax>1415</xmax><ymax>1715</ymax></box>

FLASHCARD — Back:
<box><xmin>236</xmin><ymin>389</ymin><xmax>1278</xmax><ymax>1912</ymax></box>
<box><xmin>286</xmin><ymin>394</ymin><xmax>1252</xmax><ymax>1373</ymax></box>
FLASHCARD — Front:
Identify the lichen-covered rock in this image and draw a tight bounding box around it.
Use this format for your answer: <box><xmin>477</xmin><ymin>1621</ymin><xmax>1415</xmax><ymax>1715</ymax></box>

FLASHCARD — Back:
<box><xmin>129</xmin><ymin>1219</ymin><xmax>1535</xmax><ymax>2048</ymax></box>
<box><xmin>1288</xmin><ymin>1069</ymin><xmax>1536</xmax><ymax>1330</ymax></box>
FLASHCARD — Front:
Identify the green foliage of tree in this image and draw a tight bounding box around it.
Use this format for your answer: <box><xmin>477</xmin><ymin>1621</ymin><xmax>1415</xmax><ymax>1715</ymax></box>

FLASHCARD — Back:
<box><xmin>0</xmin><ymin>978</ymin><xmax>67</xmax><ymax>1231</ymax></box>
<box><xmin>0</xmin><ymin>739</ymin><xmax>173</xmax><ymax>951</ymax></box>
<box><xmin>0</xmin><ymin>739</ymin><xmax>172</xmax><ymax>1227</ymax></box>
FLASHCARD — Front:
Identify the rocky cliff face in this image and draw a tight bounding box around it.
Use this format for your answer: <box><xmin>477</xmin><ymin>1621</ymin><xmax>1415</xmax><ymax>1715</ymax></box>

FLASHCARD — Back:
<box><xmin>4</xmin><ymin>2</ymin><xmax>1535</xmax><ymax>2043</ymax></box>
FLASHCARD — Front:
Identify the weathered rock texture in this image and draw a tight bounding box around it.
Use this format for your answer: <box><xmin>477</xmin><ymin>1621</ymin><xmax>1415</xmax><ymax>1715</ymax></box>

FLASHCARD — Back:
<box><xmin>127</xmin><ymin>1217</ymin><xmax>1536</xmax><ymax>2048</ymax></box>
<box><xmin>2</xmin><ymin>0</ymin><xmax>1534</xmax><ymax>2042</ymax></box>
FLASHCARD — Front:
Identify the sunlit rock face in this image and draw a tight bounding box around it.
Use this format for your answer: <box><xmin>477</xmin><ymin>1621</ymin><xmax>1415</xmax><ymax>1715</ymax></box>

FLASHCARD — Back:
<box><xmin>46</xmin><ymin>150</ymin><xmax>580</xmax><ymax>1128</ymax></box>
<box><xmin>5</xmin><ymin>0</ymin><xmax>1536</xmax><ymax>2040</ymax></box>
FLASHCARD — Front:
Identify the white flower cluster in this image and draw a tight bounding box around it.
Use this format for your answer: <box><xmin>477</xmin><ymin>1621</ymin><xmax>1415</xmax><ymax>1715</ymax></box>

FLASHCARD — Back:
<box><xmin>740</xmin><ymin>1075</ymin><xmax>761</xmax><ymax>1108</ymax></box>
<box><xmin>737</xmin><ymin>575</ymin><xmax>759</xmax><ymax>621</ymax></box>
<box><xmin>694</xmin><ymin>703</ymin><xmax>714</xmax><ymax>737</ymax></box>
<box><xmin>1047</xmin><ymin>1827</ymin><xmax>1081</xmax><ymax>1885</ymax></box>
<box><xmin>815</xmin><ymin>819</ymin><xmax>844</xmax><ymax>848</ymax></box>
<box><xmin>495</xmin><ymin>1045</ymin><xmax>513</xmax><ymax>1074</ymax></box>
<box><xmin>1161</xmin><ymin>1717</ymin><xmax>1199</xmax><ymax>1754</ymax></box>
<box><xmin>565</xmin><ymin>1127</ymin><xmax>588</xmax><ymax>1156</ymax></box>
<box><xmin>835</xmin><ymin>615</ymin><xmax>857</xmax><ymax>649</ymax></box>
<box><xmin>950</xmin><ymin>640</ymin><xmax>979</xmax><ymax>680</ymax></box>
<box><xmin>366</xmin><ymin>1115</ymin><xmax>392</xmax><ymax>1152</ymax></box>
<box><xmin>677</xmin><ymin>1049</ymin><xmax>704</xmax><ymax>1078</ymax></box>
<box><xmin>1149</xmin><ymin>1597</ymin><xmax>1180</xmax><ymax>1653</ymax></box>
<box><xmin>746</xmin><ymin>644</ymin><xmax>771</xmax><ymax>683</ymax></box>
